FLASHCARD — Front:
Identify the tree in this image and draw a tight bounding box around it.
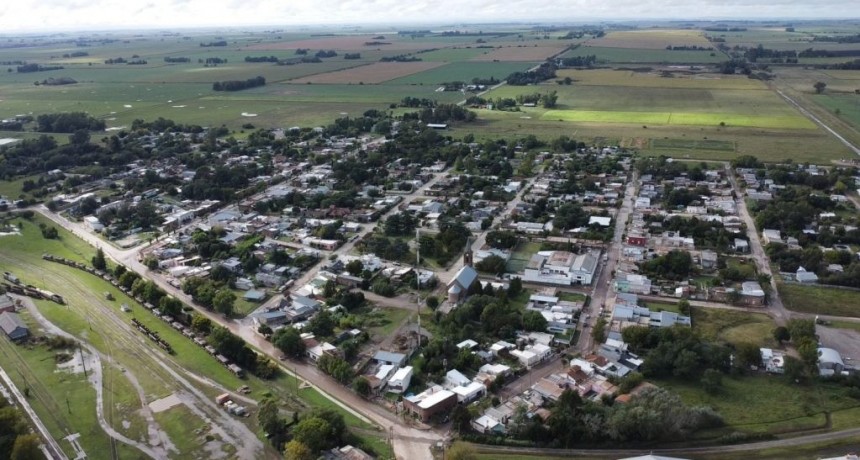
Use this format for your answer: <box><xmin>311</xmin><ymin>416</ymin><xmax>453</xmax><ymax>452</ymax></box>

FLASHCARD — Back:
<box><xmin>274</xmin><ymin>327</ymin><xmax>306</xmax><ymax>358</ymax></box>
<box><xmin>92</xmin><ymin>248</ymin><xmax>107</xmax><ymax>270</ymax></box>
<box><xmin>523</xmin><ymin>310</ymin><xmax>548</xmax><ymax>332</ymax></box>
<box><xmin>673</xmin><ymin>349</ymin><xmax>700</xmax><ymax>379</ymax></box>
<box><xmin>814</xmin><ymin>81</ymin><xmax>827</xmax><ymax>94</ymax></box>
<box><xmin>507</xmin><ymin>276</ymin><xmax>523</xmax><ymax>298</ymax></box>
<box><xmin>677</xmin><ymin>299</ymin><xmax>691</xmax><ymax>315</ymax></box>
<box><xmin>735</xmin><ymin>342</ymin><xmax>762</xmax><ymax>369</ymax></box>
<box><xmin>701</xmin><ymin>368</ymin><xmax>723</xmax><ymax>394</ymax></box>
<box><xmin>307</xmin><ymin>310</ymin><xmax>335</xmax><ymax>337</ymax></box>
<box><xmin>292</xmin><ymin>417</ymin><xmax>331</xmax><ymax>453</ymax></box>
<box><xmin>11</xmin><ymin>433</ymin><xmax>43</xmax><ymax>460</ymax></box>
<box><xmin>283</xmin><ymin>440</ymin><xmax>313</xmax><ymax>460</ymax></box>
<box><xmin>426</xmin><ymin>296</ymin><xmax>439</xmax><ymax>310</ymax></box>
<box><xmin>212</xmin><ymin>289</ymin><xmax>236</xmax><ymax>316</ymax></box>
<box><xmin>447</xmin><ymin>442</ymin><xmax>478</xmax><ymax>460</ymax></box>
<box><xmin>773</xmin><ymin>326</ymin><xmax>790</xmax><ymax>344</ymax></box>
<box><xmin>345</xmin><ymin>259</ymin><xmax>364</xmax><ymax>276</ymax></box>
<box><xmin>353</xmin><ymin>377</ymin><xmax>371</xmax><ymax>397</ymax></box>
<box><xmin>257</xmin><ymin>398</ymin><xmax>282</xmax><ymax>436</ymax></box>
<box><xmin>474</xmin><ymin>255</ymin><xmax>506</xmax><ymax>275</ymax></box>
<box><xmin>592</xmin><ymin>316</ymin><xmax>607</xmax><ymax>343</ymax></box>
<box><xmin>788</xmin><ymin>319</ymin><xmax>816</xmax><ymax>342</ymax></box>
<box><xmin>191</xmin><ymin>314</ymin><xmax>212</xmax><ymax>334</ymax></box>
<box><xmin>322</xmin><ymin>280</ymin><xmax>337</xmax><ymax>299</ymax></box>
<box><xmin>451</xmin><ymin>405</ymin><xmax>472</xmax><ymax>433</ymax></box>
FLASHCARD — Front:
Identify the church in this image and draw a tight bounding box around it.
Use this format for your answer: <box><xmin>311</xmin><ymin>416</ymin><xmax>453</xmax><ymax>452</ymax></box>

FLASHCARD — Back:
<box><xmin>447</xmin><ymin>244</ymin><xmax>479</xmax><ymax>304</ymax></box>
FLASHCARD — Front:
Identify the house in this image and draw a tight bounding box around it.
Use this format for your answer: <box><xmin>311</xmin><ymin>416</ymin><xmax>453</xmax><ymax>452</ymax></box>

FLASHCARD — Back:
<box><xmin>760</xmin><ymin>348</ymin><xmax>785</xmax><ymax>374</ymax></box>
<box><xmin>818</xmin><ymin>347</ymin><xmax>845</xmax><ymax>376</ymax></box>
<box><xmin>254</xmin><ymin>310</ymin><xmax>288</xmax><ymax>327</ymax></box>
<box><xmin>457</xmin><ymin>339</ymin><xmax>479</xmax><ymax>350</ymax></box>
<box><xmin>387</xmin><ymin>366</ymin><xmax>413</xmax><ymax>394</ymax></box>
<box><xmin>588</xmin><ymin>216</ymin><xmax>612</xmax><ymax>227</ymax></box>
<box><xmin>447</xmin><ymin>257</ymin><xmax>478</xmax><ymax>304</ymax></box>
<box><xmin>762</xmin><ymin>229</ymin><xmax>783</xmax><ymax>245</ymax></box>
<box><xmin>627</xmin><ymin>233</ymin><xmax>648</xmax><ymax>246</ymax></box>
<box><xmin>404</xmin><ymin>386</ymin><xmax>458</xmax><ymax>422</ymax></box>
<box><xmin>472</xmin><ymin>415</ymin><xmax>505</xmax><ymax>434</ymax></box>
<box><xmin>796</xmin><ymin>267</ymin><xmax>819</xmax><ymax>284</ymax></box>
<box><xmin>243</xmin><ymin>290</ymin><xmax>267</xmax><ymax>302</ymax></box>
<box><xmin>510</xmin><ymin>343</ymin><xmax>551</xmax><ymax>368</ymax></box>
<box><xmin>307</xmin><ymin>341</ymin><xmax>338</xmax><ymax>362</ymax></box>
<box><xmin>83</xmin><ymin>215</ymin><xmax>104</xmax><ymax>232</ymax></box>
<box><xmin>373</xmin><ymin>350</ymin><xmax>407</xmax><ymax>367</ymax></box>
<box><xmin>323</xmin><ymin>445</ymin><xmax>374</xmax><ymax>460</ymax></box>
<box><xmin>733</xmin><ymin>238</ymin><xmax>750</xmax><ymax>253</ymax></box>
<box><xmin>741</xmin><ymin>281</ymin><xmax>766</xmax><ymax>306</ymax></box>
<box><xmin>614</xmin><ymin>273</ymin><xmax>652</xmax><ymax>295</ymax></box>
<box><xmin>522</xmin><ymin>251</ymin><xmax>598</xmax><ymax>286</ymax></box>
<box><xmin>446</xmin><ymin>372</ymin><xmax>486</xmax><ymax>403</ymax></box>
<box><xmin>0</xmin><ymin>294</ymin><xmax>16</xmax><ymax>314</ymax></box>
<box><xmin>0</xmin><ymin>312</ymin><xmax>29</xmax><ymax>342</ymax></box>
<box><xmin>700</xmin><ymin>250</ymin><xmax>718</xmax><ymax>270</ymax></box>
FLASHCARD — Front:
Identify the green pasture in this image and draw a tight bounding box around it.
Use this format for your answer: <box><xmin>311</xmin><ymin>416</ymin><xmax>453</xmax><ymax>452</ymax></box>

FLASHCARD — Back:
<box><xmin>691</xmin><ymin>307</ymin><xmax>776</xmax><ymax>348</ymax></box>
<box><xmin>813</xmin><ymin>93</ymin><xmax>860</xmax><ymax>130</ymax></box>
<box><xmin>564</xmin><ymin>45</ymin><xmax>726</xmax><ymax>64</ymax></box>
<box><xmin>780</xmin><ymin>283</ymin><xmax>860</xmax><ymax>318</ymax></box>
<box><xmin>541</xmin><ymin>109</ymin><xmax>815</xmax><ymax>129</ymax></box>
<box><xmin>386</xmin><ymin>61</ymin><xmax>536</xmax><ymax>85</ymax></box>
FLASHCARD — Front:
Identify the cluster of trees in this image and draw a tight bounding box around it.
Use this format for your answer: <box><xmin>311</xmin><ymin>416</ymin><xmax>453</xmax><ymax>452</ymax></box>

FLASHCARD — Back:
<box><xmin>418</xmin><ymin>220</ymin><xmax>471</xmax><ymax>265</ymax></box>
<box><xmin>506</xmin><ymin>61</ymin><xmax>557</xmax><ymax>85</ymax></box>
<box><xmin>641</xmin><ymin>250</ymin><xmax>694</xmax><ymax>281</ymax></box>
<box><xmin>399</xmin><ymin>96</ymin><xmax>436</xmax><ymax>108</ymax></box>
<box><xmin>343</xmin><ymin>53</ymin><xmax>361</xmax><ymax>59</ymax></box>
<box><xmin>212</xmin><ymin>76</ymin><xmax>266</xmax><ymax>92</ymax></box>
<box><xmin>36</xmin><ymin>112</ymin><xmax>105</xmax><ymax>132</ymax></box>
<box><xmin>203</xmin><ymin>57</ymin><xmax>227</xmax><ymax>65</ymax></box>
<box><xmin>360</xmin><ymin>235</ymin><xmax>411</xmax><ymax>263</ymax></box>
<box><xmin>767</xmin><ymin>243</ymin><xmax>860</xmax><ymax>288</ymax></box>
<box><xmin>812</xmin><ymin>33</ymin><xmax>860</xmax><ymax>43</ymax></box>
<box><xmin>380</xmin><ymin>54</ymin><xmax>421</xmax><ymax>62</ymax></box>
<box><xmin>244</xmin><ymin>56</ymin><xmax>279</xmax><ymax>63</ymax></box>
<box><xmin>16</xmin><ymin>63</ymin><xmax>63</xmax><ymax>72</ymax></box>
<box><xmin>38</xmin><ymin>222</ymin><xmax>59</xmax><ymax>239</ymax></box>
<box><xmin>558</xmin><ymin>55</ymin><xmax>597</xmax><ymax>67</ymax></box>
<box><xmin>658</xmin><ymin>216</ymin><xmax>738</xmax><ymax>253</ymax></box>
<box><xmin>62</xmin><ymin>51</ymin><xmax>88</xmax><ymax>58</ymax></box>
<box><xmin>209</xmin><ymin>326</ymin><xmax>278</xmax><ymax>378</ymax></box>
<box><xmin>0</xmin><ymin>395</ymin><xmax>44</xmax><ymax>460</ymax></box>
<box><xmin>96</xmin><ymin>200</ymin><xmax>163</xmax><ymax>233</ymax></box>
<box><xmin>666</xmin><ymin>45</ymin><xmax>714</xmax><ymax>51</ymax></box>
<box><xmin>383</xmin><ymin>212</ymin><xmax>417</xmax><ymax>236</ymax></box>
<box><xmin>180</xmin><ymin>277</ymin><xmax>236</xmax><ymax>316</ymax></box>
<box><xmin>200</xmin><ymin>40</ymin><xmax>228</xmax><ymax>47</ymax></box>
<box><xmin>315</xmin><ymin>50</ymin><xmax>337</xmax><ymax>58</ymax></box>
<box><xmin>405</xmin><ymin>103</ymin><xmax>477</xmax><ymax>124</ymax></box>
<box><xmin>261</xmin><ymin>406</ymin><xmax>348</xmax><ymax>457</ymax></box>
<box><xmin>163</xmin><ymin>56</ymin><xmax>190</xmax><ymax>63</ymax></box>
<box><xmin>486</xmin><ymin>230</ymin><xmax>519</xmax><ymax>249</ymax></box>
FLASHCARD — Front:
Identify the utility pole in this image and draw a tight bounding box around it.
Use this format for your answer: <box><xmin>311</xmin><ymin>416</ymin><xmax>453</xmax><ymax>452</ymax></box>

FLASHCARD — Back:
<box><xmin>79</xmin><ymin>343</ymin><xmax>88</xmax><ymax>378</ymax></box>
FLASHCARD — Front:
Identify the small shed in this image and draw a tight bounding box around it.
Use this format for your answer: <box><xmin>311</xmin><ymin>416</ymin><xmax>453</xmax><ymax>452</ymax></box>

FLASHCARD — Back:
<box><xmin>0</xmin><ymin>312</ymin><xmax>29</xmax><ymax>342</ymax></box>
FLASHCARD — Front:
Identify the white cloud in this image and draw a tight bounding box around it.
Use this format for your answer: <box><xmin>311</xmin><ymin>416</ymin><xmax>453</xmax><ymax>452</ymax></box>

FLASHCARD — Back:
<box><xmin>0</xmin><ymin>0</ymin><xmax>852</xmax><ymax>32</ymax></box>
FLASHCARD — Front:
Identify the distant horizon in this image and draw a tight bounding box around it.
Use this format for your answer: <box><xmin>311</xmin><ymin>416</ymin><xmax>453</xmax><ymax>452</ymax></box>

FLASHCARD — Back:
<box><xmin>2</xmin><ymin>0</ymin><xmax>859</xmax><ymax>34</ymax></box>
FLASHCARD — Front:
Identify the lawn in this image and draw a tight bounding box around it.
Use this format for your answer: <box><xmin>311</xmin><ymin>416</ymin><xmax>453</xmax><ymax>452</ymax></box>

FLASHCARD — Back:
<box><xmin>780</xmin><ymin>283</ymin><xmax>860</xmax><ymax>318</ymax></box>
<box><xmin>362</xmin><ymin>307</ymin><xmax>413</xmax><ymax>338</ymax></box>
<box><xmin>506</xmin><ymin>240</ymin><xmax>541</xmax><ymax>273</ymax></box>
<box><xmin>691</xmin><ymin>307</ymin><xmax>776</xmax><ymax>347</ymax></box>
<box><xmin>644</xmin><ymin>301</ymin><xmax>683</xmax><ymax>314</ymax></box>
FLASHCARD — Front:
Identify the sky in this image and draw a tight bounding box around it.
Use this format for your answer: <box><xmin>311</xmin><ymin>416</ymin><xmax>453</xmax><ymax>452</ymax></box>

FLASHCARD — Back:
<box><xmin>0</xmin><ymin>0</ymin><xmax>854</xmax><ymax>32</ymax></box>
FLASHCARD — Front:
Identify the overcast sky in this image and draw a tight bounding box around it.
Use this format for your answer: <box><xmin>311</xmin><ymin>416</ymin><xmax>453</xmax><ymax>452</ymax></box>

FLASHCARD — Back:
<box><xmin>0</xmin><ymin>0</ymin><xmax>854</xmax><ymax>32</ymax></box>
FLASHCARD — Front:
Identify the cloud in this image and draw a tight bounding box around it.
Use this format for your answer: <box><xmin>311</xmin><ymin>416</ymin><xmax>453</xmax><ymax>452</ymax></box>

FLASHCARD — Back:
<box><xmin>0</xmin><ymin>0</ymin><xmax>852</xmax><ymax>32</ymax></box>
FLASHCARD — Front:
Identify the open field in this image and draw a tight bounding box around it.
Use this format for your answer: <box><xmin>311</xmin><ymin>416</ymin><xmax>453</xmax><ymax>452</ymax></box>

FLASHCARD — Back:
<box><xmin>658</xmin><ymin>375</ymin><xmax>860</xmax><ymax>435</ymax></box>
<box><xmin>540</xmin><ymin>109</ymin><xmax>814</xmax><ymax>129</ymax></box>
<box><xmin>244</xmin><ymin>35</ymin><xmax>475</xmax><ymax>51</ymax></box>
<box><xmin>291</xmin><ymin>61</ymin><xmax>445</xmax><ymax>84</ymax></box>
<box><xmin>470</xmin><ymin>44</ymin><xmax>569</xmax><ymax>61</ymax></box>
<box><xmin>585</xmin><ymin>29</ymin><xmax>713</xmax><ymax>49</ymax></box>
<box><xmin>507</xmin><ymin>240</ymin><xmax>541</xmax><ymax>273</ymax></box>
<box><xmin>387</xmin><ymin>61</ymin><xmax>535</xmax><ymax>85</ymax></box>
<box><xmin>691</xmin><ymin>307</ymin><xmax>776</xmax><ymax>347</ymax></box>
<box><xmin>565</xmin><ymin>45</ymin><xmax>725</xmax><ymax>64</ymax></box>
<box><xmin>780</xmin><ymin>283</ymin><xmax>860</xmax><ymax>318</ymax></box>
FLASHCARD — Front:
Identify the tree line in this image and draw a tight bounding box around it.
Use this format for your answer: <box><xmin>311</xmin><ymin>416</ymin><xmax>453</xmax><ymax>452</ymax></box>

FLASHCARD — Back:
<box><xmin>212</xmin><ymin>76</ymin><xmax>266</xmax><ymax>92</ymax></box>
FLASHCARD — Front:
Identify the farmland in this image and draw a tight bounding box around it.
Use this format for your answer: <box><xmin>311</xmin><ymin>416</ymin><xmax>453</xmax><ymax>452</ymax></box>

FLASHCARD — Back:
<box><xmin>564</xmin><ymin>45</ymin><xmax>725</xmax><ymax>64</ymax></box>
<box><xmin>291</xmin><ymin>61</ymin><xmax>445</xmax><ymax>84</ymax></box>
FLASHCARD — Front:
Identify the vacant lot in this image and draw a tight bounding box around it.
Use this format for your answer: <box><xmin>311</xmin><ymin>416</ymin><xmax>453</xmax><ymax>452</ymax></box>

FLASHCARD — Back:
<box><xmin>691</xmin><ymin>307</ymin><xmax>776</xmax><ymax>347</ymax></box>
<box><xmin>291</xmin><ymin>61</ymin><xmax>444</xmax><ymax>84</ymax></box>
<box><xmin>586</xmin><ymin>29</ymin><xmax>714</xmax><ymax>49</ymax></box>
<box><xmin>780</xmin><ymin>283</ymin><xmax>860</xmax><ymax>318</ymax></box>
<box><xmin>471</xmin><ymin>44</ymin><xmax>569</xmax><ymax>61</ymax></box>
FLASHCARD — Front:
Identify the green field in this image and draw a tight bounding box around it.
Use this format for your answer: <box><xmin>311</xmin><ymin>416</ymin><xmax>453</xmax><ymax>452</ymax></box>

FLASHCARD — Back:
<box><xmin>780</xmin><ymin>283</ymin><xmax>860</xmax><ymax>318</ymax></box>
<box><xmin>651</xmin><ymin>138</ymin><xmax>735</xmax><ymax>151</ymax></box>
<box><xmin>691</xmin><ymin>307</ymin><xmax>776</xmax><ymax>347</ymax></box>
<box><xmin>540</xmin><ymin>109</ymin><xmax>815</xmax><ymax>129</ymax></box>
<box><xmin>813</xmin><ymin>93</ymin><xmax>860</xmax><ymax>131</ymax></box>
<box><xmin>565</xmin><ymin>45</ymin><xmax>726</xmax><ymax>64</ymax></box>
<box><xmin>386</xmin><ymin>61</ymin><xmax>535</xmax><ymax>85</ymax></box>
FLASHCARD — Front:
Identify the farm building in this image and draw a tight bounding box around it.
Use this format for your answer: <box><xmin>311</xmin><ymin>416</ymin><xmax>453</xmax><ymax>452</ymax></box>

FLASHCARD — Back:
<box><xmin>0</xmin><ymin>312</ymin><xmax>29</xmax><ymax>342</ymax></box>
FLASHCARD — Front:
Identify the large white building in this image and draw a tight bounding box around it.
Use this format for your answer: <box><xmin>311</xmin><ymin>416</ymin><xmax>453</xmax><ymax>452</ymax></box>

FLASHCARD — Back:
<box><xmin>522</xmin><ymin>251</ymin><xmax>598</xmax><ymax>286</ymax></box>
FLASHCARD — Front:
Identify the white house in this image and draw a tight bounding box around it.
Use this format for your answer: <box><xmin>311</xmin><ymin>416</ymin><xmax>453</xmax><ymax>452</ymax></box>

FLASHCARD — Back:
<box><xmin>387</xmin><ymin>366</ymin><xmax>413</xmax><ymax>394</ymax></box>
<box><xmin>510</xmin><ymin>343</ymin><xmax>551</xmax><ymax>368</ymax></box>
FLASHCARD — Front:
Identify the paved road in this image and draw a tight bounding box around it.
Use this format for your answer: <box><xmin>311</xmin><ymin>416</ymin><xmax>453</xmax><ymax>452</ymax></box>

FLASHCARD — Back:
<box><xmin>574</xmin><ymin>171</ymin><xmax>638</xmax><ymax>355</ymax></box>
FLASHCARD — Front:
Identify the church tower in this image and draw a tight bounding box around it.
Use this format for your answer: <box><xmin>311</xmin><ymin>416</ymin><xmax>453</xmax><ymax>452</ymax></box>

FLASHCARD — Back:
<box><xmin>463</xmin><ymin>237</ymin><xmax>473</xmax><ymax>266</ymax></box>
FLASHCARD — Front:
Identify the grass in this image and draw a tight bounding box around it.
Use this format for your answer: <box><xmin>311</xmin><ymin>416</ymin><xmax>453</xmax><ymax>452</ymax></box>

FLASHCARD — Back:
<box><xmin>363</xmin><ymin>307</ymin><xmax>413</xmax><ymax>337</ymax></box>
<box><xmin>386</xmin><ymin>61</ymin><xmax>535</xmax><ymax>85</ymax></box>
<box><xmin>691</xmin><ymin>307</ymin><xmax>776</xmax><ymax>347</ymax></box>
<box><xmin>780</xmin><ymin>283</ymin><xmax>860</xmax><ymax>318</ymax></box>
<box><xmin>651</xmin><ymin>138</ymin><xmax>735</xmax><ymax>151</ymax></box>
<box><xmin>566</xmin><ymin>45</ymin><xmax>725</xmax><ymax>64</ymax></box>
<box><xmin>644</xmin><ymin>301</ymin><xmax>683</xmax><ymax>314</ymax></box>
<box><xmin>539</xmin><ymin>109</ymin><xmax>816</xmax><ymax>130</ymax></box>
<box><xmin>507</xmin><ymin>240</ymin><xmax>541</xmax><ymax>273</ymax></box>
<box><xmin>813</xmin><ymin>93</ymin><xmax>860</xmax><ymax>131</ymax></box>
<box><xmin>558</xmin><ymin>292</ymin><xmax>587</xmax><ymax>303</ymax></box>
<box><xmin>657</xmin><ymin>374</ymin><xmax>860</xmax><ymax>435</ymax></box>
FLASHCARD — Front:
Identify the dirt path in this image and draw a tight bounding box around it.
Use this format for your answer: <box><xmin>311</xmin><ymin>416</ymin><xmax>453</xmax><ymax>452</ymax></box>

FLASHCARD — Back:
<box><xmin>22</xmin><ymin>297</ymin><xmax>169</xmax><ymax>459</ymax></box>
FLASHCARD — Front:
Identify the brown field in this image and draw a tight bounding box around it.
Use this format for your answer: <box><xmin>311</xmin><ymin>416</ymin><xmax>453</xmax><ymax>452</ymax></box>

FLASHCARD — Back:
<box><xmin>471</xmin><ymin>44</ymin><xmax>569</xmax><ymax>61</ymax></box>
<box><xmin>585</xmin><ymin>29</ymin><xmax>713</xmax><ymax>50</ymax></box>
<box><xmin>245</xmin><ymin>36</ymin><xmax>452</xmax><ymax>51</ymax></box>
<box><xmin>290</xmin><ymin>61</ymin><xmax>446</xmax><ymax>84</ymax></box>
